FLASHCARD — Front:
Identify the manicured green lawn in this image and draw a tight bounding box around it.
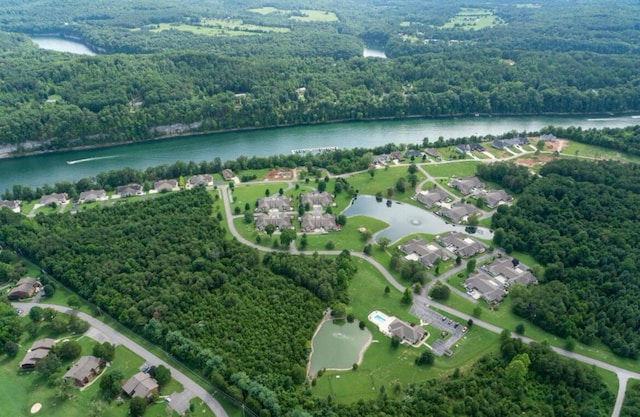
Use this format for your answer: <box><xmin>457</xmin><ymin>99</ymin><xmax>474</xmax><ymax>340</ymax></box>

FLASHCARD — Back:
<box><xmin>230</xmin><ymin>182</ymin><xmax>291</xmax><ymax>212</ymax></box>
<box><xmin>560</xmin><ymin>141</ymin><xmax>640</xmax><ymax>164</ymax></box>
<box><xmin>340</xmin><ymin>166</ymin><xmax>425</xmax><ymax>206</ymax></box>
<box><xmin>301</xmin><ymin>216</ymin><xmax>389</xmax><ymax>252</ymax></box>
<box><xmin>421</xmin><ymin>161</ymin><xmax>481</xmax><ymax>178</ymax></box>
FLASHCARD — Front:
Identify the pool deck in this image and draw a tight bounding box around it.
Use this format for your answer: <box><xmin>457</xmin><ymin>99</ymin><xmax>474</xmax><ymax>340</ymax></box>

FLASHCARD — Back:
<box><xmin>368</xmin><ymin>310</ymin><xmax>394</xmax><ymax>335</ymax></box>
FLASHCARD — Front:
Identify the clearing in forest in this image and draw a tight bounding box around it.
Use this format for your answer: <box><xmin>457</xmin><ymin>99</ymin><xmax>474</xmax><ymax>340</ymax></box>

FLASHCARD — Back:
<box><xmin>439</xmin><ymin>8</ymin><xmax>505</xmax><ymax>30</ymax></box>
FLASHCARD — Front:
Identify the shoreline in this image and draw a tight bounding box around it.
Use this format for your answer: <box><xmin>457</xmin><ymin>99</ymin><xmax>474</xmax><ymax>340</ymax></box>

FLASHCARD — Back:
<box><xmin>2</xmin><ymin>110</ymin><xmax>639</xmax><ymax>162</ymax></box>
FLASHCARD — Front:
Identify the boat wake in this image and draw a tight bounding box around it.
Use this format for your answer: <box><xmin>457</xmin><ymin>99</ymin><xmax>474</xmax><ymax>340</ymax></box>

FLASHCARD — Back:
<box><xmin>66</xmin><ymin>155</ymin><xmax>119</xmax><ymax>165</ymax></box>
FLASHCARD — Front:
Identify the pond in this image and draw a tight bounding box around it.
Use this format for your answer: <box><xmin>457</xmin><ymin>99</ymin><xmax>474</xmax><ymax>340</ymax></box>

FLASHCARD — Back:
<box><xmin>308</xmin><ymin>319</ymin><xmax>371</xmax><ymax>376</ymax></box>
<box><xmin>30</xmin><ymin>36</ymin><xmax>96</xmax><ymax>55</ymax></box>
<box><xmin>342</xmin><ymin>195</ymin><xmax>493</xmax><ymax>243</ymax></box>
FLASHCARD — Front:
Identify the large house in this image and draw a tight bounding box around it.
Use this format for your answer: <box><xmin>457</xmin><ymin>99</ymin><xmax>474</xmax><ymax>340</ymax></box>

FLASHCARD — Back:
<box><xmin>540</xmin><ymin>133</ymin><xmax>558</xmax><ymax>142</ymax></box>
<box><xmin>186</xmin><ymin>174</ymin><xmax>213</xmax><ymax>188</ymax></box>
<box><xmin>480</xmin><ymin>189</ymin><xmax>512</xmax><ymax>208</ymax></box>
<box><xmin>464</xmin><ymin>258</ymin><xmax>537</xmax><ymax>303</ymax></box>
<box><xmin>256</xmin><ymin>195</ymin><xmax>292</xmax><ymax>213</ymax></box>
<box><xmin>436</xmin><ymin>203</ymin><xmax>480</xmax><ymax>224</ymax></box>
<box><xmin>425</xmin><ymin>148</ymin><xmax>441</xmax><ymax>159</ymax></box>
<box><xmin>449</xmin><ymin>177</ymin><xmax>484</xmax><ymax>195</ymax></box>
<box><xmin>8</xmin><ymin>277</ymin><xmax>41</xmax><ymax>300</ymax></box>
<box><xmin>255</xmin><ymin>213</ymin><xmax>292</xmax><ymax>232</ymax></box>
<box><xmin>300</xmin><ymin>214</ymin><xmax>337</xmax><ymax>233</ymax></box>
<box><xmin>40</xmin><ymin>193</ymin><xmax>68</xmax><ymax>206</ymax></box>
<box><xmin>64</xmin><ymin>356</ymin><xmax>102</xmax><ymax>387</ymax></box>
<box><xmin>388</xmin><ymin>319</ymin><xmax>425</xmax><ymax>345</ymax></box>
<box><xmin>399</xmin><ymin>238</ymin><xmax>448</xmax><ymax>268</ymax></box>
<box><xmin>222</xmin><ymin>169</ymin><xmax>234</xmax><ymax>181</ymax></box>
<box><xmin>122</xmin><ymin>372</ymin><xmax>159</xmax><ymax>400</ymax></box>
<box><xmin>0</xmin><ymin>200</ymin><xmax>21</xmax><ymax>213</ymax></box>
<box><xmin>492</xmin><ymin>137</ymin><xmax>530</xmax><ymax>150</ymax></box>
<box><xmin>415</xmin><ymin>188</ymin><xmax>449</xmax><ymax>208</ymax></box>
<box><xmin>153</xmin><ymin>179</ymin><xmax>179</xmax><ymax>193</ymax></box>
<box><xmin>117</xmin><ymin>184</ymin><xmax>143</xmax><ymax>197</ymax></box>
<box><xmin>78</xmin><ymin>189</ymin><xmax>107</xmax><ymax>203</ymax></box>
<box><xmin>435</xmin><ymin>231</ymin><xmax>486</xmax><ymax>258</ymax></box>
<box><xmin>19</xmin><ymin>338</ymin><xmax>56</xmax><ymax>370</ymax></box>
<box><xmin>300</xmin><ymin>191</ymin><xmax>334</xmax><ymax>207</ymax></box>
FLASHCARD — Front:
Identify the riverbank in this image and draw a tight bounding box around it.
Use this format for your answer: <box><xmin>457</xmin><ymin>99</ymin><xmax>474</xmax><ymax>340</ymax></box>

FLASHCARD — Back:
<box><xmin>3</xmin><ymin>111</ymin><xmax>639</xmax><ymax>162</ymax></box>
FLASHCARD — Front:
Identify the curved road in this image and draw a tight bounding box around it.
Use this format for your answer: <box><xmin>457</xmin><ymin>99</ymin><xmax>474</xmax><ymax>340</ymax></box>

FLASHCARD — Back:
<box><xmin>12</xmin><ymin>302</ymin><xmax>229</xmax><ymax>417</ymax></box>
<box><xmin>221</xmin><ymin>181</ymin><xmax>637</xmax><ymax>417</ymax></box>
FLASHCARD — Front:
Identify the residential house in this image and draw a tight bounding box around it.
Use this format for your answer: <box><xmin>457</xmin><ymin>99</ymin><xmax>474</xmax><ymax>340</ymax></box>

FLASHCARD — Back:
<box><xmin>415</xmin><ymin>188</ymin><xmax>449</xmax><ymax>208</ymax></box>
<box><xmin>19</xmin><ymin>338</ymin><xmax>56</xmax><ymax>370</ymax></box>
<box><xmin>435</xmin><ymin>231</ymin><xmax>486</xmax><ymax>258</ymax></box>
<box><xmin>464</xmin><ymin>271</ymin><xmax>507</xmax><ymax>304</ymax></box>
<box><xmin>469</xmin><ymin>143</ymin><xmax>485</xmax><ymax>152</ymax></box>
<box><xmin>186</xmin><ymin>174</ymin><xmax>213</xmax><ymax>188</ymax></box>
<box><xmin>436</xmin><ymin>203</ymin><xmax>480</xmax><ymax>224</ymax></box>
<box><xmin>399</xmin><ymin>238</ymin><xmax>447</xmax><ymax>268</ymax></box>
<box><xmin>449</xmin><ymin>176</ymin><xmax>484</xmax><ymax>195</ymax></box>
<box><xmin>300</xmin><ymin>191</ymin><xmax>334</xmax><ymax>207</ymax></box>
<box><xmin>388</xmin><ymin>319</ymin><xmax>425</xmax><ymax>345</ymax></box>
<box><xmin>222</xmin><ymin>169</ymin><xmax>234</xmax><ymax>181</ymax></box>
<box><xmin>455</xmin><ymin>144</ymin><xmax>470</xmax><ymax>154</ymax></box>
<box><xmin>117</xmin><ymin>184</ymin><xmax>143</xmax><ymax>197</ymax></box>
<box><xmin>78</xmin><ymin>190</ymin><xmax>106</xmax><ymax>203</ymax></box>
<box><xmin>464</xmin><ymin>258</ymin><xmax>537</xmax><ymax>304</ymax></box>
<box><xmin>404</xmin><ymin>149</ymin><xmax>422</xmax><ymax>159</ymax></box>
<box><xmin>153</xmin><ymin>179</ymin><xmax>179</xmax><ymax>193</ymax></box>
<box><xmin>64</xmin><ymin>356</ymin><xmax>102</xmax><ymax>387</ymax></box>
<box><xmin>425</xmin><ymin>148</ymin><xmax>441</xmax><ymax>159</ymax></box>
<box><xmin>480</xmin><ymin>189</ymin><xmax>513</xmax><ymax>208</ymax></box>
<box><xmin>540</xmin><ymin>133</ymin><xmax>558</xmax><ymax>142</ymax></box>
<box><xmin>255</xmin><ymin>213</ymin><xmax>292</xmax><ymax>232</ymax></box>
<box><xmin>300</xmin><ymin>214</ymin><xmax>337</xmax><ymax>233</ymax></box>
<box><xmin>122</xmin><ymin>372</ymin><xmax>159</xmax><ymax>400</ymax></box>
<box><xmin>482</xmin><ymin>258</ymin><xmax>538</xmax><ymax>287</ymax></box>
<box><xmin>256</xmin><ymin>195</ymin><xmax>292</xmax><ymax>213</ymax></box>
<box><xmin>8</xmin><ymin>277</ymin><xmax>41</xmax><ymax>300</ymax></box>
<box><xmin>389</xmin><ymin>151</ymin><xmax>402</xmax><ymax>160</ymax></box>
<box><xmin>39</xmin><ymin>193</ymin><xmax>68</xmax><ymax>206</ymax></box>
<box><xmin>371</xmin><ymin>154</ymin><xmax>390</xmax><ymax>166</ymax></box>
<box><xmin>492</xmin><ymin>137</ymin><xmax>530</xmax><ymax>150</ymax></box>
<box><xmin>0</xmin><ymin>200</ymin><xmax>21</xmax><ymax>213</ymax></box>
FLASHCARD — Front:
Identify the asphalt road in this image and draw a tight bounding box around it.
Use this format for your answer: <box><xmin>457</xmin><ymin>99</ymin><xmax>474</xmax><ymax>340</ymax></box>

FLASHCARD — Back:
<box><xmin>12</xmin><ymin>302</ymin><xmax>229</xmax><ymax>417</ymax></box>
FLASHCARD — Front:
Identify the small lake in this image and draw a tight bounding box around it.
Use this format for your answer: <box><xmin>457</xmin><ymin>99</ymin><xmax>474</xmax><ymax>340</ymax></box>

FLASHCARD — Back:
<box><xmin>342</xmin><ymin>195</ymin><xmax>493</xmax><ymax>242</ymax></box>
<box><xmin>30</xmin><ymin>36</ymin><xmax>96</xmax><ymax>55</ymax></box>
<box><xmin>363</xmin><ymin>46</ymin><xmax>387</xmax><ymax>58</ymax></box>
<box><xmin>308</xmin><ymin>320</ymin><xmax>371</xmax><ymax>376</ymax></box>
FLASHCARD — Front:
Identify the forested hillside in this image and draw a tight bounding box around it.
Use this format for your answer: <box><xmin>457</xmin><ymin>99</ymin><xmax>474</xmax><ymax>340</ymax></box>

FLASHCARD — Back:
<box><xmin>492</xmin><ymin>159</ymin><xmax>640</xmax><ymax>358</ymax></box>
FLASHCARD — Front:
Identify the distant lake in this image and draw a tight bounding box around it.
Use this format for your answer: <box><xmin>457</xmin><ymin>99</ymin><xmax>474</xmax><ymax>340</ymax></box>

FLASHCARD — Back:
<box><xmin>342</xmin><ymin>195</ymin><xmax>493</xmax><ymax>243</ymax></box>
<box><xmin>30</xmin><ymin>36</ymin><xmax>96</xmax><ymax>55</ymax></box>
<box><xmin>363</xmin><ymin>46</ymin><xmax>387</xmax><ymax>58</ymax></box>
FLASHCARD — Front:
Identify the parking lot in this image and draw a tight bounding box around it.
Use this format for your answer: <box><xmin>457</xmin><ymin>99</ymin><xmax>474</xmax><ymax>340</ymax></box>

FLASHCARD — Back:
<box><xmin>410</xmin><ymin>303</ymin><xmax>467</xmax><ymax>356</ymax></box>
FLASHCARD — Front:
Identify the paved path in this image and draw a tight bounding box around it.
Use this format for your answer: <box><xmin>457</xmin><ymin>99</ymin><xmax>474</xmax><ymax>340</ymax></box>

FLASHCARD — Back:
<box><xmin>12</xmin><ymin>302</ymin><xmax>228</xmax><ymax>417</ymax></box>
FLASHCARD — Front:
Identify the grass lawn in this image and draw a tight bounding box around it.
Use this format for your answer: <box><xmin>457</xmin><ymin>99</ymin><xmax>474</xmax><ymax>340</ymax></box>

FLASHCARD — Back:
<box><xmin>150</xmin><ymin>22</ymin><xmax>288</xmax><ymax>37</ymax></box>
<box><xmin>290</xmin><ymin>10</ymin><xmax>339</xmax><ymax>22</ymax></box>
<box><xmin>440</xmin><ymin>8</ymin><xmax>504</xmax><ymax>30</ymax></box>
<box><xmin>338</xmin><ymin>167</ymin><xmax>425</xmax><ymax>208</ymax></box>
<box><xmin>560</xmin><ymin>142</ymin><xmax>640</xmax><ymax>164</ymax></box>
<box><xmin>311</xmin><ymin>258</ymin><xmax>500</xmax><ymax>403</ymax></box>
<box><xmin>421</xmin><ymin>161</ymin><xmax>481</xmax><ymax>178</ymax></box>
<box><xmin>301</xmin><ymin>216</ymin><xmax>389</xmax><ymax>252</ymax></box>
<box><xmin>230</xmin><ymin>182</ymin><xmax>291</xmax><ymax>212</ymax></box>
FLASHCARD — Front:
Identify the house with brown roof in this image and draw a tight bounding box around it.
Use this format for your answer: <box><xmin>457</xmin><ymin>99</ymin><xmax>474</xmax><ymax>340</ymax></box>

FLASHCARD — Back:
<box><xmin>449</xmin><ymin>177</ymin><xmax>484</xmax><ymax>195</ymax></box>
<box><xmin>300</xmin><ymin>214</ymin><xmax>337</xmax><ymax>232</ymax></box>
<box><xmin>0</xmin><ymin>200</ymin><xmax>21</xmax><ymax>213</ymax></box>
<box><xmin>399</xmin><ymin>238</ymin><xmax>448</xmax><ymax>268</ymax></box>
<box><xmin>388</xmin><ymin>319</ymin><xmax>425</xmax><ymax>345</ymax></box>
<box><xmin>256</xmin><ymin>195</ymin><xmax>292</xmax><ymax>213</ymax></box>
<box><xmin>300</xmin><ymin>191</ymin><xmax>334</xmax><ymax>207</ymax></box>
<box><xmin>19</xmin><ymin>338</ymin><xmax>56</xmax><ymax>370</ymax></box>
<box><xmin>116</xmin><ymin>184</ymin><xmax>143</xmax><ymax>197</ymax></box>
<box><xmin>64</xmin><ymin>356</ymin><xmax>102</xmax><ymax>387</ymax></box>
<box><xmin>436</xmin><ymin>203</ymin><xmax>480</xmax><ymax>224</ymax></box>
<box><xmin>78</xmin><ymin>190</ymin><xmax>107</xmax><ymax>203</ymax></box>
<box><xmin>415</xmin><ymin>188</ymin><xmax>449</xmax><ymax>208</ymax></box>
<box><xmin>8</xmin><ymin>277</ymin><xmax>41</xmax><ymax>300</ymax></box>
<box><xmin>480</xmin><ymin>189</ymin><xmax>512</xmax><ymax>208</ymax></box>
<box><xmin>222</xmin><ymin>169</ymin><xmax>234</xmax><ymax>181</ymax></box>
<box><xmin>122</xmin><ymin>372</ymin><xmax>159</xmax><ymax>400</ymax></box>
<box><xmin>186</xmin><ymin>174</ymin><xmax>213</xmax><ymax>188</ymax></box>
<box><xmin>40</xmin><ymin>193</ymin><xmax>68</xmax><ymax>206</ymax></box>
<box><xmin>425</xmin><ymin>148</ymin><xmax>441</xmax><ymax>159</ymax></box>
<box><xmin>255</xmin><ymin>213</ymin><xmax>292</xmax><ymax>232</ymax></box>
<box><xmin>153</xmin><ymin>179</ymin><xmax>179</xmax><ymax>193</ymax></box>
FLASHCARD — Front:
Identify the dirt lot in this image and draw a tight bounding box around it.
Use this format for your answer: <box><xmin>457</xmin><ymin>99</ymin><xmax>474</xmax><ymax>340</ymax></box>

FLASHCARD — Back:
<box><xmin>544</xmin><ymin>139</ymin><xmax>569</xmax><ymax>152</ymax></box>
<box><xmin>265</xmin><ymin>168</ymin><xmax>295</xmax><ymax>181</ymax></box>
<box><xmin>516</xmin><ymin>155</ymin><xmax>554</xmax><ymax>167</ymax></box>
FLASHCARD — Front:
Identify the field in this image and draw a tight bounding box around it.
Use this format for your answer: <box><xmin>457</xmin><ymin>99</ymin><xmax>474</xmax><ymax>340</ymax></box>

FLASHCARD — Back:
<box><xmin>249</xmin><ymin>7</ymin><xmax>338</xmax><ymax>22</ymax></box>
<box><xmin>420</xmin><ymin>161</ymin><xmax>481</xmax><ymax>178</ymax></box>
<box><xmin>150</xmin><ymin>19</ymin><xmax>289</xmax><ymax>37</ymax></box>
<box><xmin>439</xmin><ymin>8</ymin><xmax>505</xmax><ymax>31</ymax></box>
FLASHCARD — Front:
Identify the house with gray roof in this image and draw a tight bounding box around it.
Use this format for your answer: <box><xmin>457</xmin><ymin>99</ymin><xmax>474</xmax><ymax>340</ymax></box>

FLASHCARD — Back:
<box><xmin>300</xmin><ymin>214</ymin><xmax>337</xmax><ymax>233</ymax></box>
<box><xmin>464</xmin><ymin>258</ymin><xmax>537</xmax><ymax>304</ymax></box>
<box><xmin>222</xmin><ymin>169</ymin><xmax>234</xmax><ymax>181</ymax></box>
<box><xmin>8</xmin><ymin>277</ymin><xmax>41</xmax><ymax>300</ymax></box>
<box><xmin>256</xmin><ymin>195</ymin><xmax>292</xmax><ymax>213</ymax></box>
<box><xmin>480</xmin><ymin>189</ymin><xmax>512</xmax><ymax>208</ymax></box>
<box><xmin>78</xmin><ymin>189</ymin><xmax>107</xmax><ymax>203</ymax></box>
<box><xmin>0</xmin><ymin>200</ymin><xmax>21</xmax><ymax>213</ymax></box>
<box><xmin>388</xmin><ymin>319</ymin><xmax>425</xmax><ymax>345</ymax></box>
<box><xmin>300</xmin><ymin>191</ymin><xmax>334</xmax><ymax>207</ymax></box>
<box><xmin>540</xmin><ymin>133</ymin><xmax>558</xmax><ymax>142</ymax></box>
<box><xmin>436</xmin><ymin>203</ymin><xmax>480</xmax><ymax>224</ymax></box>
<box><xmin>482</xmin><ymin>258</ymin><xmax>537</xmax><ymax>287</ymax></box>
<box><xmin>117</xmin><ymin>184</ymin><xmax>143</xmax><ymax>197</ymax></box>
<box><xmin>449</xmin><ymin>177</ymin><xmax>484</xmax><ymax>195</ymax></box>
<box><xmin>492</xmin><ymin>137</ymin><xmax>530</xmax><ymax>150</ymax></box>
<box><xmin>399</xmin><ymin>238</ymin><xmax>448</xmax><ymax>268</ymax></box>
<box><xmin>425</xmin><ymin>148</ymin><xmax>441</xmax><ymax>159</ymax></box>
<box><xmin>64</xmin><ymin>356</ymin><xmax>102</xmax><ymax>387</ymax></box>
<box><xmin>464</xmin><ymin>271</ymin><xmax>507</xmax><ymax>304</ymax></box>
<box><xmin>255</xmin><ymin>213</ymin><xmax>292</xmax><ymax>232</ymax></box>
<box><xmin>153</xmin><ymin>179</ymin><xmax>179</xmax><ymax>193</ymax></box>
<box><xmin>39</xmin><ymin>193</ymin><xmax>68</xmax><ymax>206</ymax></box>
<box><xmin>415</xmin><ymin>188</ymin><xmax>449</xmax><ymax>208</ymax></box>
<box><xmin>122</xmin><ymin>372</ymin><xmax>159</xmax><ymax>400</ymax></box>
<box><xmin>186</xmin><ymin>174</ymin><xmax>213</xmax><ymax>188</ymax></box>
<box><xmin>435</xmin><ymin>231</ymin><xmax>486</xmax><ymax>258</ymax></box>
<box><xmin>19</xmin><ymin>338</ymin><xmax>56</xmax><ymax>370</ymax></box>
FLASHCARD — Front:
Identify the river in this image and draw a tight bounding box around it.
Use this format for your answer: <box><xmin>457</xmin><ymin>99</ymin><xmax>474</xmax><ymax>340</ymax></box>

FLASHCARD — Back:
<box><xmin>30</xmin><ymin>36</ymin><xmax>96</xmax><ymax>55</ymax></box>
<box><xmin>1</xmin><ymin>115</ymin><xmax>639</xmax><ymax>193</ymax></box>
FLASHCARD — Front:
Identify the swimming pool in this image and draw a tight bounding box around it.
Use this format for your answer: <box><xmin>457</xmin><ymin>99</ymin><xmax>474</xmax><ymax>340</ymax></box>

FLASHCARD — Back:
<box><xmin>374</xmin><ymin>314</ymin><xmax>387</xmax><ymax>323</ymax></box>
